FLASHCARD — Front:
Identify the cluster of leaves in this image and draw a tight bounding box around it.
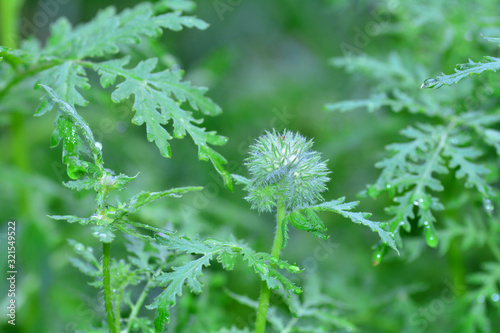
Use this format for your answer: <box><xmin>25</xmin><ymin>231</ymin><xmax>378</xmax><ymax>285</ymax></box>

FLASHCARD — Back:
<box><xmin>225</xmin><ymin>276</ymin><xmax>356</xmax><ymax>333</ymax></box>
<box><xmin>70</xmin><ymin>230</ymin><xmax>304</xmax><ymax>332</ymax></box>
<box><xmin>327</xmin><ymin>0</ymin><xmax>500</xmax><ymax>329</ymax></box>
<box><xmin>0</xmin><ymin>0</ymin><xmax>232</xmax><ymax>190</ymax></box>
<box><xmin>327</xmin><ymin>22</ymin><xmax>498</xmax><ymax>256</ymax></box>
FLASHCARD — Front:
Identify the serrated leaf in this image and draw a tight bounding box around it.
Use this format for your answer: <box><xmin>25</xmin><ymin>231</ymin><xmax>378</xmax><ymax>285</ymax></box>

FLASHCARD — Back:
<box><xmin>421</xmin><ymin>56</ymin><xmax>500</xmax><ymax>89</ymax></box>
<box><xmin>41</xmin><ymin>3</ymin><xmax>208</xmax><ymax>60</ymax></box>
<box><xmin>92</xmin><ymin>56</ymin><xmax>232</xmax><ymax>189</ymax></box>
<box><xmin>37</xmin><ymin>62</ymin><xmax>90</xmax><ymax>114</ymax></box>
<box><xmin>124</xmin><ymin>186</ymin><xmax>203</xmax><ymax>214</ymax></box>
<box><xmin>40</xmin><ymin>84</ymin><xmax>103</xmax><ymax>170</ymax></box>
<box><xmin>307</xmin><ymin>198</ymin><xmax>398</xmax><ymax>252</ymax></box>
<box><xmin>150</xmin><ymin>255</ymin><xmax>212</xmax><ymax>332</ymax></box>
<box><xmin>49</xmin><ymin>215</ymin><xmax>90</xmax><ymax>225</ymax></box>
<box><xmin>443</xmin><ymin>135</ymin><xmax>493</xmax><ymax>198</ymax></box>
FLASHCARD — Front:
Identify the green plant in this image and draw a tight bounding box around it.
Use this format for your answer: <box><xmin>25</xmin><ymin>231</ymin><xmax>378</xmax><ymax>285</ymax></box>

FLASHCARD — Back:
<box><xmin>1</xmin><ymin>2</ymin><xmax>399</xmax><ymax>332</ymax></box>
<box><xmin>420</xmin><ymin>34</ymin><xmax>500</xmax><ymax>332</ymax></box>
<box><xmin>326</xmin><ymin>0</ymin><xmax>500</xmax><ymax>330</ymax></box>
<box><xmin>232</xmin><ymin>130</ymin><xmax>397</xmax><ymax>332</ymax></box>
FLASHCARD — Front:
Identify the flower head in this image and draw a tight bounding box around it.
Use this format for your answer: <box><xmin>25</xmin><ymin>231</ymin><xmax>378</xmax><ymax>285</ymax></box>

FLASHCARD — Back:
<box><xmin>243</xmin><ymin>130</ymin><xmax>330</xmax><ymax>212</ymax></box>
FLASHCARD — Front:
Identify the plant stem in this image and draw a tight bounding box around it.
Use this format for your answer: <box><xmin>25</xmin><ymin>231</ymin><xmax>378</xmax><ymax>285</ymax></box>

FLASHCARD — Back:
<box><xmin>103</xmin><ymin>242</ymin><xmax>117</xmax><ymax>333</ymax></box>
<box><xmin>255</xmin><ymin>196</ymin><xmax>286</xmax><ymax>333</ymax></box>
<box><xmin>0</xmin><ymin>0</ymin><xmax>24</xmax><ymax>48</ymax></box>
<box><xmin>125</xmin><ymin>273</ymin><xmax>156</xmax><ymax>332</ymax></box>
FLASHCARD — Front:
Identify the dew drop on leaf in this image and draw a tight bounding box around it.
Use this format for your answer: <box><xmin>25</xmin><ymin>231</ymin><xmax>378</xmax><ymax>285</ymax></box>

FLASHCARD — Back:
<box><xmin>477</xmin><ymin>295</ymin><xmax>485</xmax><ymax>303</ymax></box>
<box><xmin>95</xmin><ymin>141</ymin><xmax>102</xmax><ymax>150</ymax></box>
<box><xmin>420</xmin><ymin>78</ymin><xmax>438</xmax><ymax>89</ymax></box>
<box><xmin>424</xmin><ymin>224</ymin><xmax>438</xmax><ymax>248</ymax></box>
<box><xmin>491</xmin><ymin>293</ymin><xmax>499</xmax><ymax>302</ymax></box>
<box><xmin>412</xmin><ymin>194</ymin><xmax>431</xmax><ymax>210</ymax></box>
<box><xmin>372</xmin><ymin>243</ymin><xmax>387</xmax><ymax>266</ymax></box>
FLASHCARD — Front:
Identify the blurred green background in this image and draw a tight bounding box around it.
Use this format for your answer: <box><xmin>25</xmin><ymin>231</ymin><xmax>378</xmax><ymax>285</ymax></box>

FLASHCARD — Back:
<box><xmin>1</xmin><ymin>0</ymin><xmax>499</xmax><ymax>332</ymax></box>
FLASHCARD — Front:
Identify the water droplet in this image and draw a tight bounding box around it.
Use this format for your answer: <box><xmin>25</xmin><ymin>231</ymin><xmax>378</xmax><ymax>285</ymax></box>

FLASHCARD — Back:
<box><xmin>483</xmin><ymin>198</ymin><xmax>494</xmax><ymax>215</ymax></box>
<box><xmin>423</xmin><ymin>221</ymin><xmax>429</xmax><ymax>226</ymax></box>
<box><xmin>385</xmin><ymin>184</ymin><xmax>391</xmax><ymax>189</ymax></box>
<box><xmin>113</xmin><ymin>289</ymin><xmax>116</xmax><ymax>293</ymax></box>
<box><xmin>477</xmin><ymin>295</ymin><xmax>485</xmax><ymax>303</ymax></box>
<box><xmin>372</xmin><ymin>244</ymin><xmax>387</xmax><ymax>266</ymax></box>
<box><xmin>412</xmin><ymin>195</ymin><xmax>431</xmax><ymax>210</ymax></box>
<box><xmin>95</xmin><ymin>142</ymin><xmax>102</xmax><ymax>150</ymax></box>
<box><xmin>492</xmin><ymin>294</ymin><xmax>499</xmax><ymax>302</ymax></box>
<box><xmin>74</xmin><ymin>243</ymin><xmax>84</xmax><ymax>251</ymax></box>
<box><xmin>421</xmin><ymin>78</ymin><xmax>438</xmax><ymax>89</ymax></box>
<box><xmin>424</xmin><ymin>224</ymin><xmax>438</xmax><ymax>248</ymax></box>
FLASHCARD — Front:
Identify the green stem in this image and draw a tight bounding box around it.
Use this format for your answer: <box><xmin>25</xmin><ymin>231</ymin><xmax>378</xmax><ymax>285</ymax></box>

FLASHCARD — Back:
<box><xmin>125</xmin><ymin>273</ymin><xmax>156</xmax><ymax>333</ymax></box>
<box><xmin>103</xmin><ymin>242</ymin><xmax>117</xmax><ymax>333</ymax></box>
<box><xmin>0</xmin><ymin>0</ymin><xmax>24</xmax><ymax>48</ymax></box>
<box><xmin>255</xmin><ymin>196</ymin><xmax>286</xmax><ymax>333</ymax></box>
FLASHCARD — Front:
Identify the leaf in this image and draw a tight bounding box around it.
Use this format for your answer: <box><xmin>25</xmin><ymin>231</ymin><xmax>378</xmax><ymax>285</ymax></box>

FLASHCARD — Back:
<box><xmin>325</xmin><ymin>92</ymin><xmax>399</xmax><ymax>113</ymax></box>
<box><xmin>124</xmin><ymin>186</ymin><xmax>203</xmax><ymax>213</ymax></box>
<box><xmin>41</xmin><ymin>3</ymin><xmax>208</xmax><ymax>59</ymax></box>
<box><xmin>150</xmin><ymin>234</ymin><xmax>302</xmax><ymax>330</ymax></box>
<box><xmin>284</xmin><ymin>209</ymin><xmax>327</xmax><ymax>240</ymax></box>
<box><xmin>36</xmin><ymin>62</ymin><xmax>90</xmax><ymax>114</ymax></box>
<box><xmin>39</xmin><ymin>84</ymin><xmax>104</xmax><ymax>173</ymax></box>
<box><xmin>49</xmin><ymin>215</ymin><xmax>90</xmax><ymax>225</ymax></box>
<box><xmin>421</xmin><ymin>56</ymin><xmax>500</xmax><ymax>89</ymax></box>
<box><xmin>309</xmin><ymin>197</ymin><xmax>398</xmax><ymax>252</ymax></box>
<box><xmin>443</xmin><ymin>134</ymin><xmax>493</xmax><ymax>198</ymax></box>
<box><xmin>150</xmin><ymin>255</ymin><xmax>212</xmax><ymax>332</ymax></box>
<box><xmin>92</xmin><ymin>56</ymin><xmax>232</xmax><ymax>190</ymax></box>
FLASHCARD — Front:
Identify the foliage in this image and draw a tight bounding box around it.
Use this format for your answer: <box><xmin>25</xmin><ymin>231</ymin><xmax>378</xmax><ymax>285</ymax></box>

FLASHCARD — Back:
<box><xmin>327</xmin><ymin>0</ymin><xmax>500</xmax><ymax>330</ymax></box>
<box><xmin>2</xmin><ymin>1</ymin><xmax>500</xmax><ymax>333</ymax></box>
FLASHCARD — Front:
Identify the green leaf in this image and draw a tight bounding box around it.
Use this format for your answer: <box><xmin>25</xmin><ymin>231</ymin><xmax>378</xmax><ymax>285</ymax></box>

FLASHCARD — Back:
<box><xmin>150</xmin><ymin>255</ymin><xmax>212</xmax><ymax>332</ymax></box>
<box><xmin>39</xmin><ymin>84</ymin><xmax>104</xmax><ymax>173</ymax></box>
<box><xmin>68</xmin><ymin>239</ymin><xmax>102</xmax><ymax>277</ymax></box>
<box><xmin>49</xmin><ymin>215</ymin><xmax>90</xmax><ymax>225</ymax></box>
<box><xmin>41</xmin><ymin>3</ymin><xmax>208</xmax><ymax>60</ymax></box>
<box><xmin>36</xmin><ymin>62</ymin><xmax>90</xmax><ymax>115</ymax></box>
<box><xmin>284</xmin><ymin>209</ymin><xmax>327</xmax><ymax>240</ymax></box>
<box><xmin>92</xmin><ymin>56</ymin><xmax>232</xmax><ymax>190</ymax></box>
<box><xmin>124</xmin><ymin>186</ymin><xmax>203</xmax><ymax>213</ymax></box>
<box><xmin>150</xmin><ymin>233</ymin><xmax>302</xmax><ymax>329</ymax></box>
<box><xmin>443</xmin><ymin>133</ymin><xmax>493</xmax><ymax>198</ymax></box>
<box><xmin>421</xmin><ymin>56</ymin><xmax>500</xmax><ymax>89</ymax></box>
<box><xmin>310</xmin><ymin>197</ymin><xmax>398</xmax><ymax>252</ymax></box>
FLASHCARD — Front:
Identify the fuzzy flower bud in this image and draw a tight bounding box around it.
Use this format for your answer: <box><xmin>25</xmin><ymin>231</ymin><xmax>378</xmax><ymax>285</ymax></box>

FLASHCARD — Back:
<box><xmin>242</xmin><ymin>130</ymin><xmax>330</xmax><ymax>212</ymax></box>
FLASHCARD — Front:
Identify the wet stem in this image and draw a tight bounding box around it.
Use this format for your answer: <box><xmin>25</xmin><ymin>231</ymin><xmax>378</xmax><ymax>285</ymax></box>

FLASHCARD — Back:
<box><xmin>103</xmin><ymin>242</ymin><xmax>118</xmax><ymax>333</ymax></box>
<box><xmin>255</xmin><ymin>195</ymin><xmax>286</xmax><ymax>333</ymax></box>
